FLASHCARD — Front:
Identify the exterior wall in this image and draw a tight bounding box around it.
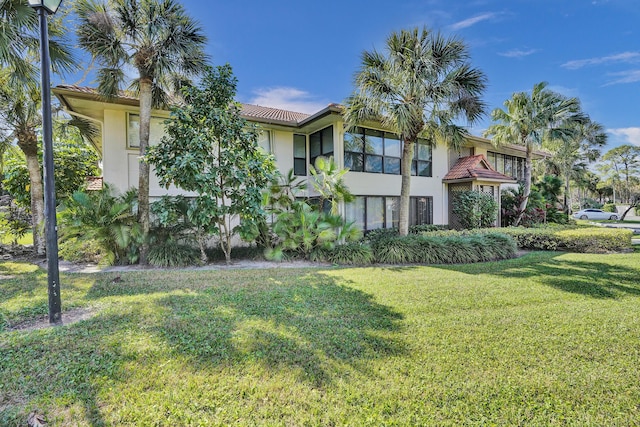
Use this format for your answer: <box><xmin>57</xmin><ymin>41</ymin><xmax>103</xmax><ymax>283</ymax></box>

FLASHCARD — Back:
<box><xmin>101</xmin><ymin>107</ymin><xmax>464</xmax><ymax>228</ymax></box>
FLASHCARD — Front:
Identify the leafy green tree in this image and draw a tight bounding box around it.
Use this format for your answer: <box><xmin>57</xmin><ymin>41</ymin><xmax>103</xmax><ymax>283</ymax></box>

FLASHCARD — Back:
<box><xmin>543</xmin><ymin>120</ymin><xmax>607</xmax><ymax>213</ymax></box>
<box><xmin>147</xmin><ymin>65</ymin><xmax>277</xmax><ymax>264</ymax></box>
<box><xmin>598</xmin><ymin>144</ymin><xmax>640</xmax><ymax>203</ymax></box>
<box><xmin>2</xmin><ymin>136</ymin><xmax>100</xmax><ymax>208</ymax></box>
<box><xmin>344</xmin><ymin>27</ymin><xmax>486</xmax><ymax>236</ymax></box>
<box><xmin>0</xmin><ymin>1</ymin><xmax>75</xmax><ymax>254</ymax></box>
<box><xmin>484</xmin><ymin>82</ymin><xmax>585</xmax><ymax>226</ymax></box>
<box><xmin>75</xmin><ymin>0</ymin><xmax>208</xmax><ymax>264</ymax></box>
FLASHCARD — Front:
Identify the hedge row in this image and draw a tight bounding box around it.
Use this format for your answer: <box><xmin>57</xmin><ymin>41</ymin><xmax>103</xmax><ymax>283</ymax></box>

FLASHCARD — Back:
<box><xmin>431</xmin><ymin>226</ymin><xmax>634</xmax><ymax>253</ymax></box>
<box><xmin>313</xmin><ymin>232</ymin><xmax>517</xmax><ymax>265</ymax></box>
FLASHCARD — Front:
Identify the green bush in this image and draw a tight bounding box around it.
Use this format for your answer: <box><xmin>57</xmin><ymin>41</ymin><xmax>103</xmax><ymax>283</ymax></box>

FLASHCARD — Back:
<box><xmin>371</xmin><ymin>232</ymin><xmax>516</xmax><ymax>264</ymax></box>
<box><xmin>148</xmin><ymin>241</ymin><xmax>201</xmax><ymax>267</ymax></box>
<box><xmin>498</xmin><ymin>226</ymin><xmax>632</xmax><ymax>253</ymax></box>
<box><xmin>58</xmin><ymin>237</ymin><xmax>104</xmax><ymax>264</ymax></box>
<box><xmin>555</xmin><ymin>228</ymin><xmax>633</xmax><ymax>253</ymax></box>
<box><xmin>603</xmin><ymin>203</ymin><xmax>617</xmax><ymax>213</ymax></box>
<box><xmin>409</xmin><ymin>224</ymin><xmax>448</xmax><ymax>234</ymax></box>
<box><xmin>452</xmin><ymin>190</ymin><xmax>498</xmax><ymax>229</ymax></box>
<box><xmin>313</xmin><ymin>242</ymin><xmax>374</xmax><ymax>265</ymax></box>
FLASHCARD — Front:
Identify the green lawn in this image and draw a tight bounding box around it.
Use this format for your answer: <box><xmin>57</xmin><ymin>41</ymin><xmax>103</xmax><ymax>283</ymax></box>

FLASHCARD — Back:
<box><xmin>1</xmin><ymin>251</ymin><xmax>640</xmax><ymax>426</ymax></box>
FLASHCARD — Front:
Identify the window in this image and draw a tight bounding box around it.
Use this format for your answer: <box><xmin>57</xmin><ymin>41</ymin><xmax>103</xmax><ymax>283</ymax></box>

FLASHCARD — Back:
<box><xmin>488</xmin><ymin>151</ymin><xmax>526</xmax><ymax>181</ymax></box>
<box><xmin>309</xmin><ymin>126</ymin><xmax>334</xmax><ymax>167</ymax></box>
<box><xmin>258</xmin><ymin>130</ymin><xmax>272</xmax><ymax>153</ymax></box>
<box><xmin>344</xmin><ymin>127</ymin><xmax>401</xmax><ymax>174</ymax></box>
<box><xmin>410</xmin><ymin>197</ymin><xmax>433</xmax><ymax>226</ymax></box>
<box><xmin>293</xmin><ymin>134</ymin><xmax>307</xmax><ymax>176</ymax></box>
<box><xmin>345</xmin><ymin>196</ymin><xmax>433</xmax><ymax>232</ymax></box>
<box><xmin>127</xmin><ymin>113</ymin><xmax>166</xmax><ymax>149</ymax></box>
<box><xmin>411</xmin><ymin>141</ymin><xmax>432</xmax><ymax>177</ymax></box>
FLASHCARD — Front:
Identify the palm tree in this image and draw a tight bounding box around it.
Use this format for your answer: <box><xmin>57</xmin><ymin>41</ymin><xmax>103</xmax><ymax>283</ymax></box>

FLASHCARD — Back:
<box><xmin>344</xmin><ymin>27</ymin><xmax>486</xmax><ymax>235</ymax></box>
<box><xmin>543</xmin><ymin>119</ymin><xmax>607</xmax><ymax>213</ymax></box>
<box><xmin>484</xmin><ymin>82</ymin><xmax>585</xmax><ymax>226</ymax></box>
<box><xmin>0</xmin><ymin>0</ymin><xmax>74</xmax><ymax>255</ymax></box>
<box><xmin>75</xmin><ymin>0</ymin><xmax>208</xmax><ymax>264</ymax></box>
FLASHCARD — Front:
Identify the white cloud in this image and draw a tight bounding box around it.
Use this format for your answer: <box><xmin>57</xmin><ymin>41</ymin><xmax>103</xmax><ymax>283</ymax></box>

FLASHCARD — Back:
<box><xmin>498</xmin><ymin>48</ymin><xmax>537</xmax><ymax>58</ymax></box>
<box><xmin>561</xmin><ymin>51</ymin><xmax>640</xmax><ymax>69</ymax></box>
<box><xmin>449</xmin><ymin>12</ymin><xmax>497</xmax><ymax>30</ymax></box>
<box><xmin>247</xmin><ymin>87</ymin><xmax>327</xmax><ymax>114</ymax></box>
<box><xmin>604</xmin><ymin>69</ymin><xmax>640</xmax><ymax>86</ymax></box>
<box><xmin>608</xmin><ymin>127</ymin><xmax>640</xmax><ymax>146</ymax></box>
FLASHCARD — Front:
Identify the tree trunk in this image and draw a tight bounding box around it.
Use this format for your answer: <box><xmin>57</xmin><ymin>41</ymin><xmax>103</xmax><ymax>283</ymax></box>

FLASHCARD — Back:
<box><xmin>564</xmin><ymin>173</ymin><xmax>570</xmax><ymax>214</ymax></box>
<box><xmin>18</xmin><ymin>132</ymin><xmax>45</xmax><ymax>255</ymax></box>
<box><xmin>399</xmin><ymin>139</ymin><xmax>414</xmax><ymax>236</ymax></box>
<box><xmin>513</xmin><ymin>144</ymin><xmax>533</xmax><ymax>226</ymax></box>
<box><xmin>138</xmin><ymin>78</ymin><xmax>152</xmax><ymax>265</ymax></box>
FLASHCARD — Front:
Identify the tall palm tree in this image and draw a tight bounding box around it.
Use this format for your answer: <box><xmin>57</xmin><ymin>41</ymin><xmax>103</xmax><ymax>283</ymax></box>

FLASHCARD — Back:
<box><xmin>484</xmin><ymin>82</ymin><xmax>585</xmax><ymax>226</ymax></box>
<box><xmin>0</xmin><ymin>0</ymin><xmax>74</xmax><ymax>255</ymax></box>
<box><xmin>75</xmin><ymin>0</ymin><xmax>208</xmax><ymax>264</ymax></box>
<box><xmin>544</xmin><ymin>119</ymin><xmax>607</xmax><ymax>213</ymax></box>
<box><xmin>344</xmin><ymin>27</ymin><xmax>486</xmax><ymax>235</ymax></box>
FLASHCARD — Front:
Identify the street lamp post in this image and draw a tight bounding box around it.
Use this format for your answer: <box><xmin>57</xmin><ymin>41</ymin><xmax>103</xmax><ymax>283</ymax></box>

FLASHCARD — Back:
<box><xmin>28</xmin><ymin>0</ymin><xmax>63</xmax><ymax>325</ymax></box>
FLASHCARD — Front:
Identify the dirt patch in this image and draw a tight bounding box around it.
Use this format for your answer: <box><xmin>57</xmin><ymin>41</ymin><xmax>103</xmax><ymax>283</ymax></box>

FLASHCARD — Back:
<box><xmin>8</xmin><ymin>307</ymin><xmax>98</xmax><ymax>332</ymax></box>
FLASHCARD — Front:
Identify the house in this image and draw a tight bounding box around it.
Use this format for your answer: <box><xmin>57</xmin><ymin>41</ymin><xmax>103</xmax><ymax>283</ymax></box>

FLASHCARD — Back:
<box><xmin>54</xmin><ymin>85</ymin><xmax>544</xmax><ymax>230</ymax></box>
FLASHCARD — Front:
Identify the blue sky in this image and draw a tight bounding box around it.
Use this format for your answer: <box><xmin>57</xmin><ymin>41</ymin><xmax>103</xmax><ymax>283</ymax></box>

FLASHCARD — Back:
<box><xmin>69</xmin><ymin>0</ymin><xmax>640</xmax><ymax>149</ymax></box>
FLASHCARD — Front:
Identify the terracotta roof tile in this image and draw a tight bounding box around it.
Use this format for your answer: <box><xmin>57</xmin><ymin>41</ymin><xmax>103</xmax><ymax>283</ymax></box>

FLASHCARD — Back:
<box><xmin>56</xmin><ymin>84</ymin><xmax>138</xmax><ymax>100</ymax></box>
<box><xmin>240</xmin><ymin>104</ymin><xmax>310</xmax><ymax>124</ymax></box>
<box><xmin>85</xmin><ymin>176</ymin><xmax>103</xmax><ymax>191</ymax></box>
<box><xmin>443</xmin><ymin>155</ymin><xmax>517</xmax><ymax>182</ymax></box>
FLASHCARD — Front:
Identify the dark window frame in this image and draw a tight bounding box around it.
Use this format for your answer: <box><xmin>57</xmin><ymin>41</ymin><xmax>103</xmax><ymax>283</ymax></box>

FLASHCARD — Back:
<box><xmin>293</xmin><ymin>134</ymin><xmax>307</xmax><ymax>176</ymax></box>
<box><xmin>309</xmin><ymin>126</ymin><xmax>334</xmax><ymax>167</ymax></box>
<box><xmin>347</xmin><ymin>195</ymin><xmax>434</xmax><ymax>233</ymax></box>
<box><xmin>344</xmin><ymin>127</ymin><xmax>402</xmax><ymax>175</ymax></box>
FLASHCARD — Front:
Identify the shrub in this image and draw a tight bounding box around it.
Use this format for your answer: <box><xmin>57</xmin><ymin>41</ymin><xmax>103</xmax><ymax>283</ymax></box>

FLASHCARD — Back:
<box><xmin>409</xmin><ymin>224</ymin><xmax>448</xmax><ymax>234</ymax></box>
<box><xmin>372</xmin><ymin>232</ymin><xmax>516</xmax><ymax>264</ymax></box>
<box><xmin>58</xmin><ymin>185</ymin><xmax>142</xmax><ymax>265</ymax></box>
<box><xmin>499</xmin><ymin>226</ymin><xmax>632</xmax><ymax>253</ymax></box>
<box><xmin>148</xmin><ymin>241</ymin><xmax>200</xmax><ymax>267</ymax></box>
<box><xmin>58</xmin><ymin>237</ymin><xmax>104</xmax><ymax>264</ymax></box>
<box><xmin>452</xmin><ymin>190</ymin><xmax>498</xmax><ymax>229</ymax></box>
<box><xmin>314</xmin><ymin>242</ymin><xmax>374</xmax><ymax>265</ymax></box>
<box><xmin>555</xmin><ymin>228</ymin><xmax>633</xmax><ymax>253</ymax></box>
<box><xmin>602</xmin><ymin>203</ymin><xmax>617</xmax><ymax>213</ymax></box>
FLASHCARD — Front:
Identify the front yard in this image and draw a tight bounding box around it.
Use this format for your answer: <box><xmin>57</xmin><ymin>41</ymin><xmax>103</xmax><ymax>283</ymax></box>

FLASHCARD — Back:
<box><xmin>1</xmin><ymin>251</ymin><xmax>640</xmax><ymax>425</ymax></box>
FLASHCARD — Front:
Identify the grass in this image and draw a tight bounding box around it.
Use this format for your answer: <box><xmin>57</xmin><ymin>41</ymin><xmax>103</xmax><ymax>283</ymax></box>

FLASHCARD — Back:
<box><xmin>1</xmin><ymin>251</ymin><xmax>640</xmax><ymax>426</ymax></box>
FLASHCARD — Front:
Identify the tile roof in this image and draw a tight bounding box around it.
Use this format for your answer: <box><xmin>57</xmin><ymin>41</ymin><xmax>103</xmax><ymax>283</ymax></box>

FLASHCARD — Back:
<box><xmin>56</xmin><ymin>84</ymin><xmax>138</xmax><ymax>101</ymax></box>
<box><xmin>85</xmin><ymin>176</ymin><xmax>104</xmax><ymax>191</ymax></box>
<box><xmin>443</xmin><ymin>155</ymin><xmax>517</xmax><ymax>183</ymax></box>
<box><xmin>240</xmin><ymin>104</ymin><xmax>310</xmax><ymax>124</ymax></box>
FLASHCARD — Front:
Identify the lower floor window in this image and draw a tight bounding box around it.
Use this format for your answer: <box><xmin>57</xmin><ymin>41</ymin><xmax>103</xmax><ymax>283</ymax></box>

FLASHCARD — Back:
<box><xmin>345</xmin><ymin>196</ymin><xmax>433</xmax><ymax>232</ymax></box>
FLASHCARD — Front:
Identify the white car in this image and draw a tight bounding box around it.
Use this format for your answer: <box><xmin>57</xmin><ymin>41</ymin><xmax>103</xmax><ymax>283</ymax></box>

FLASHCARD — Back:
<box><xmin>572</xmin><ymin>209</ymin><xmax>619</xmax><ymax>220</ymax></box>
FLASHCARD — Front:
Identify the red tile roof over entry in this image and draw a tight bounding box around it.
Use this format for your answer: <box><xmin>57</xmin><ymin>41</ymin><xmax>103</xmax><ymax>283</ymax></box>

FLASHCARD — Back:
<box><xmin>443</xmin><ymin>155</ymin><xmax>517</xmax><ymax>182</ymax></box>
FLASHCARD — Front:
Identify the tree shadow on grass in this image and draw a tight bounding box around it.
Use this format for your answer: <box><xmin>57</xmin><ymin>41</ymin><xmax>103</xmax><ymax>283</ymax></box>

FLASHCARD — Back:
<box><xmin>435</xmin><ymin>252</ymin><xmax>640</xmax><ymax>299</ymax></box>
<box><xmin>0</xmin><ymin>310</ymin><xmax>140</xmax><ymax>427</ymax></box>
<box><xmin>153</xmin><ymin>271</ymin><xmax>405</xmax><ymax>386</ymax></box>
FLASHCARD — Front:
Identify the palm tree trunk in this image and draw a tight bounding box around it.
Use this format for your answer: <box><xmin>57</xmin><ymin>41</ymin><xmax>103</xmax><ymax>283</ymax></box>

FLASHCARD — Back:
<box><xmin>18</xmin><ymin>133</ymin><xmax>45</xmax><ymax>255</ymax></box>
<box><xmin>137</xmin><ymin>78</ymin><xmax>152</xmax><ymax>265</ymax></box>
<box><xmin>399</xmin><ymin>139</ymin><xmax>414</xmax><ymax>236</ymax></box>
<box><xmin>564</xmin><ymin>174</ymin><xmax>570</xmax><ymax>214</ymax></box>
<box><xmin>514</xmin><ymin>144</ymin><xmax>533</xmax><ymax>226</ymax></box>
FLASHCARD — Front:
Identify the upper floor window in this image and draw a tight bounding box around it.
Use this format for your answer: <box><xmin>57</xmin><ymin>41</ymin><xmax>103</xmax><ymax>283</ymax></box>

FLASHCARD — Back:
<box><xmin>487</xmin><ymin>151</ymin><xmax>525</xmax><ymax>181</ymax></box>
<box><xmin>309</xmin><ymin>126</ymin><xmax>334</xmax><ymax>167</ymax></box>
<box><xmin>345</xmin><ymin>127</ymin><xmax>431</xmax><ymax>176</ymax></box>
<box><xmin>411</xmin><ymin>142</ymin><xmax>432</xmax><ymax>177</ymax></box>
<box><xmin>127</xmin><ymin>113</ymin><xmax>166</xmax><ymax>149</ymax></box>
<box><xmin>293</xmin><ymin>134</ymin><xmax>307</xmax><ymax>176</ymax></box>
<box><xmin>344</xmin><ymin>127</ymin><xmax>401</xmax><ymax>174</ymax></box>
